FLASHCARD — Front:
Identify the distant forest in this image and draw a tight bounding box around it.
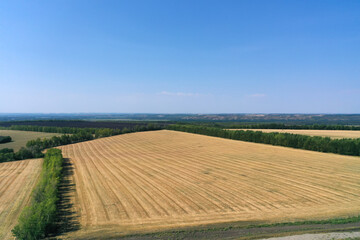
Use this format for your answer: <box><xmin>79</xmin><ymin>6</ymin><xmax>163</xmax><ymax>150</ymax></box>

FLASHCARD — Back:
<box><xmin>1</xmin><ymin>113</ymin><xmax>360</xmax><ymax>125</ymax></box>
<box><xmin>200</xmin><ymin>123</ymin><xmax>360</xmax><ymax>131</ymax></box>
<box><xmin>0</xmin><ymin>120</ymin><xmax>170</xmax><ymax>129</ymax></box>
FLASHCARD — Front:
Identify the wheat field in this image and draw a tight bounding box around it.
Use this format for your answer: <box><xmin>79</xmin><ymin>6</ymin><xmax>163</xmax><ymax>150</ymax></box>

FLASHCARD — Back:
<box><xmin>0</xmin><ymin>159</ymin><xmax>42</xmax><ymax>239</ymax></box>
<box><xmin>0</xmin><ymin>130</ymin><xmax>62</xmax><ymax>151</ymax></box>
<box><xmin>59</xmin><ymin>130</ymin><xmax>360</xmax><ymax>238</ymax></box>
<box><xmin>229</xmin><ymin>129</ymin><xmax>360</xmax><ymax>139</ymax></box>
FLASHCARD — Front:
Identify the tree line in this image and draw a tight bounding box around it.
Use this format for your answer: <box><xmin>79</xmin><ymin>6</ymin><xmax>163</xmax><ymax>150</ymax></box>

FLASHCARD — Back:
<box><xmin>167</xmin><ymin>124</ymin><xmax>360</xmax><ymax>156</ymax></box>
<box><xmin>0</xmin><ymin>124</ymin><xmax>163</xmax><ymax>163</ymax></box>
<box><xmin>0</xmin><ymin>123</ymin><xmax>163</xmax><ymax>135</ymax></box>
<box><xmin>224</xmin><ymin>123</ymin><xmax>360</xmax><ymax>130</ymax></box>
<box><xmin>0</xmin><ymin>135</ymin><xmax>11</xmax><ymax>144</ymax></box>
<box><xmin>12</xmin><ymin>149</ymin><xmax>63</xmax><ymax>239</ymax></box>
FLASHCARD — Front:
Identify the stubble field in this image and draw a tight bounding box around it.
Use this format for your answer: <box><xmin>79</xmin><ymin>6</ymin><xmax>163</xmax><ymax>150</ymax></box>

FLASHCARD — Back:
<box><xmin>230</xmin><ymin>129</ymin><xmax>360</xmax><ymax>139</ymax></box>
<box><xmin>0</xmin><ymin>130</ymin><xmax>62</xmax><ymax>151</ymax></box>
<box><xmin>0</xmin><ymin>159</ymin><xmax>42</xmax><ymax>239</ymax></box>
<box><xmin>59</xmin><ymin>130</ymin><xmax>360</xmax><ymax>238</ymax></box>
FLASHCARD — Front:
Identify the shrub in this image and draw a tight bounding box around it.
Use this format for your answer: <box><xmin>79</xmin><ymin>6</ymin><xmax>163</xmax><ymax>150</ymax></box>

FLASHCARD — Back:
<box><xmin>0</xmin><ymin>135</ymin><xmax>12</xmax><ymax>144</ymax></box>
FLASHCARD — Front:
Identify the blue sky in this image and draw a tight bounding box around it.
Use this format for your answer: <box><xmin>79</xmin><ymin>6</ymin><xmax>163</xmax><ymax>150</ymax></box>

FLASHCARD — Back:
<box><xmin>1</xmin><ymin>0</ymin><xmax>359</xmax><ymax>113</ymax></box>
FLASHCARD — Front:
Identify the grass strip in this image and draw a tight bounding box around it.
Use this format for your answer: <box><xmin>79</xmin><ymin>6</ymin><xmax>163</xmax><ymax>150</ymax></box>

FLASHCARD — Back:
<box><xmin>248</xmin><ymin>215</ymin><xmax>360</xmax><ymax>228</ymax></box>
<box><xmin>122</xmin><ymin>215</ymin><xmax>360</xmax><ymax>239</ymax></box>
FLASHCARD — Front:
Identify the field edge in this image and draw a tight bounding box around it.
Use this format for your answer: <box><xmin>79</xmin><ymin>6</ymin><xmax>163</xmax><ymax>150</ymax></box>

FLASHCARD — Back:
<box><xmin>61</xmin><ymin>215</ymin><xmax>360</xmax><ymax>240</ymax></box>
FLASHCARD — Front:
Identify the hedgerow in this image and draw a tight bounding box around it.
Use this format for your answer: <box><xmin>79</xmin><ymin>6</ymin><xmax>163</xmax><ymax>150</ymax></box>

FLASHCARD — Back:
<box><xmin>12</xmin><ymin>149</ymin><xmax>63</xmax><ymax>239</ymax></box>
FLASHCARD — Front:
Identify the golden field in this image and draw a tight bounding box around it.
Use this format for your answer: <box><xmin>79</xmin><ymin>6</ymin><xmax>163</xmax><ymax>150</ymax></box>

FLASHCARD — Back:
<box><xmin>0</xmin><ymin>159</ymin><xmax>42</xmax><ymax>239</ymax></box>
<box><xmin>58</xmin><ymin>130</ymin><xmax>360</xmax><ymax>238</ymax></box>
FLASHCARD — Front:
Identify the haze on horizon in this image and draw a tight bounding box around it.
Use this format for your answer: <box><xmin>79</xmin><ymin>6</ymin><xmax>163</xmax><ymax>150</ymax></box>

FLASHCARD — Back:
<box><xmin>1</xmin><ymin>0</ymin><xmax>359</xmax><ymax>114</ymax></box>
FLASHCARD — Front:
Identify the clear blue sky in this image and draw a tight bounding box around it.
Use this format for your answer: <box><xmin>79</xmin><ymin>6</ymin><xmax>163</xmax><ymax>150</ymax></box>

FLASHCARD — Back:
<box><xmin>1</xmin><ymin>0</ymin><xmax>359</xmax><ymax>113</ymax></box>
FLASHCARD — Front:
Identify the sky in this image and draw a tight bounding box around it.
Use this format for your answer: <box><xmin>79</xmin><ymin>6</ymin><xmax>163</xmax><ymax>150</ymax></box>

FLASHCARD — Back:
<box><xmin>0</xmin><ymin>0</ymin><xmax>359</xmax><ymax>113</ymax></box>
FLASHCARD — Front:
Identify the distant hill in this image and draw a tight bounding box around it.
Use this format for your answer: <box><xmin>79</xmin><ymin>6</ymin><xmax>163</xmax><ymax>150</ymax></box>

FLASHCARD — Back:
<box><xmin>0</xmin><ymin>113</ymin><xmax>360</xmax><ymax>125</ymax></box>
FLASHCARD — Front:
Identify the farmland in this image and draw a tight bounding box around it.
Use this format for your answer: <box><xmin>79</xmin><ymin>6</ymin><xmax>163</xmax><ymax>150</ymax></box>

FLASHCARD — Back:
<box><xmin>0</xmin><ymin>130</ymin><xmax>62</xmax><ymax>151</ymax></box>
<box><xmin>59</xmin><ymin>130</ymin><xmax>360</xmax><ymax>238</ymax></box>
<box><xmin>0</xmin><ymin>159</ymin><xmax>42</xmax><ymax>239</ymax></box>
<box><xmin>230</xmin><ymin>129</ymin><xmax>360</xmax><ymax>139</ymax></box>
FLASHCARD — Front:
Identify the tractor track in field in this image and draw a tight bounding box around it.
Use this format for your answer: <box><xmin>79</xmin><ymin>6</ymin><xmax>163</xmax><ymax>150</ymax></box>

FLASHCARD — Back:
<box><xmin>0</xmin><ymin>159</ymin><xmax>42</xmax><ymax>239</ymax></box>
<box><xmin>57</xmin><ymin>130</ymin><xmax>360</xmax><ymax>239</ymax></box>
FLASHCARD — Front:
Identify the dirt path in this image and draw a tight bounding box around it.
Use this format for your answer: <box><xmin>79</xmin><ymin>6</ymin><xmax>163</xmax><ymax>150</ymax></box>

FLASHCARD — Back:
<box><xmin>262</xmin><ymin>231</ymin><xmax>360</xmax><ymax>240</ymax></box>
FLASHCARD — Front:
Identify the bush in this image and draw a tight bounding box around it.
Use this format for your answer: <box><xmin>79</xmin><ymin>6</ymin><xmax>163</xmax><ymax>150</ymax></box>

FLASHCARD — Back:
<box><xmin>0</xmin><ymin>135</ymin><xmax>12</xmax><ymax>144</ymax></box>
<box><xmin>0</xmin><ymin>148</ymin><xmax>15</xmax><ymax>163</ymax></box>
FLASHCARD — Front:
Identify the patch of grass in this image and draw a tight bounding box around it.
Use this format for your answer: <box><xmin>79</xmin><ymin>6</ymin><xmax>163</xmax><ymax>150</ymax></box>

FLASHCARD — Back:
<box><xmin>121</xmin><ymin>215</ymin><xmax>360</xmax><ymax>239</ymax></box>
<box><xmin>249</xmin><ymin>215</ymin><xmax>360</xmax><ymax>228</ymax></box>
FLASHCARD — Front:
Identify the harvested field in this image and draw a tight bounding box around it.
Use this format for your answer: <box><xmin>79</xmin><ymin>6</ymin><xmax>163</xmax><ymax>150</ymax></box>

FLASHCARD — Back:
<box><xmin>230</xmin><ymin>129</ymin><xmax>360</xmax><ymax>139</ymax></box>
<box><xmin>0</xmin><ymin>130</ymin><xmax>62</xmax><ymax>151</ymax></box>
<box><xmin>0</xmin><ymin>159</ymin><xmax>42</xmax><ymax>239</ymax></box>
<box><xmin>59</xmin><ymin>130</ymin><xmax>360</xmax><ymax>238</ymax></box>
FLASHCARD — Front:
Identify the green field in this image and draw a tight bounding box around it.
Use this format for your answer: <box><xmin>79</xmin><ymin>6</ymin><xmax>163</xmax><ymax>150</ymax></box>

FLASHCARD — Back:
<box><xmin>0</xmin><ymin>130</ymin><xmax>62</xmax><ymax>151</ymax></box>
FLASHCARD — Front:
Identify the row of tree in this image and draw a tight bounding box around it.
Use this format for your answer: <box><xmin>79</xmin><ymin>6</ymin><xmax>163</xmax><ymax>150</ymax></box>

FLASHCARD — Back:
<box><xmin>0</xmin><ymin>125</ymin><xmax>96</xmax><ymax>134</ymax></box>
<box><xmin>0</xmin><ymin>148</ymin><xmax>16</xmax><ymax>162</ymax></box>
<box><xmin>0</xmin><ymin>147</ymin><xmax>46</xmax><ymax>163</ymax></box>
<box><xmin>224</xmin><ymin>123</ymin><xmax>360</xmax><ymax>130</ymax></box>
<box><xmin>12</xmin><ymin>149</ymin><xmax>63</xmax><ymax>239</ymax></box>
<box><xmin>0</xmin><ymin>123</ymin><xmax>163</xmax><ymax>135</ymax></box>
<box><xmin>26</xmin><ymin>131</ymin><xmax>94</xmax><ymax>150</ymax></box>
<box><xmin>0</xmin><ymin>135</ymin><xmax>11</xmax><ymax>143</ymax></box>
<box><xmin>167</xmin><ymin>124</ymin><xmax>360</xmax><ymax>156</ymax></box>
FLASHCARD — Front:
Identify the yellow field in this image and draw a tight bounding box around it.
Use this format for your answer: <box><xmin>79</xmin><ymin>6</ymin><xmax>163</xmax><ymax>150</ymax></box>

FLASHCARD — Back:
<box><xmin>229</xmin><ymin>129</ymin><xmax>360</xmax><ymax>139</ymax></box>
<box><xmin>59</xmin><ymin>130</ymin><xmax>360</xmax><ymax>238</ymax></box>
<box><xmin>0</xmin><ymin>130</ymin><xmax>62</xmax><ymax>151</ymax></box>
<box><xmin>0</xmin><ymin>159</ymin><xmax>42</xmax><ymax>239</ymax></box>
